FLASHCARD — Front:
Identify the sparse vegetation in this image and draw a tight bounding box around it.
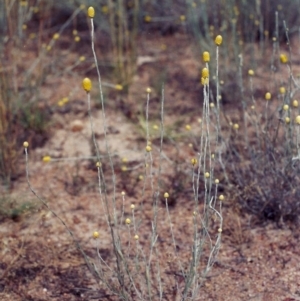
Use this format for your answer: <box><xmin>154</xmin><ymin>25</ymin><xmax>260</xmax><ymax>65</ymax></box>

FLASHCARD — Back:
<box><xmin>1</xmin><ymin>1</ymin><xmax>300</xmax><ymax>300</ymax></box>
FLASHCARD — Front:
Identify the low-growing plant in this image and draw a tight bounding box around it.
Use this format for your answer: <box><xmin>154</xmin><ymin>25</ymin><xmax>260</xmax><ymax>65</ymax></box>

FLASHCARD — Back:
<box><xmin>17</xmin><ymin>1</ymin><xmax>300</xmax><ymax>300</ymax></box>
<box><xmin>23</xmin><ymin>6</ymin><xmax>225</xmax><ymax>300</ymax></box>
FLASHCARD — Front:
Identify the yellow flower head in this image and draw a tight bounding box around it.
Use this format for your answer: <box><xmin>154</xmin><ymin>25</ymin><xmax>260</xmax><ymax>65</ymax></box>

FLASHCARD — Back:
<box><xmin>88</xmin><ymin>6</ymin><xmax>95</xmax><ymax>18</ymax></box>
<box><xmin>202</xmin><ymin>67</ymin><xmax>209</xmax><ymax>79</ymax></box>
<box><xmin>248</xmin><ymin>69</ymin><xmax>254</xmax><ymax>76</ymax></box>
<box><xmin>280</xmin><ymin>54</ymin><xmax>288</xmax><ymax>64</ymax></box>
<box><xmin>42</xmin><ymin>156</ymin><xmax>51</xmax><ymax>163</ymax></box>
<box><xmin>233</xmin><ymin>123</ymin><xmax>239</xmax><ymax>130</ymax></box>
<box><xmin>292</xmin><ymin>100</ymin><xmax>299</xmax><ymax>108</ymax></box>
<box><xmin>144</xmin><ymin>15</ymin><xmax>151</xmax><ymax>22</ymax></box>
<box><xmin>82</xmin><ymin>77</ymin><xmax>92</xmax><ymax>92</ymax></box>
<box><xmin>265</xmin><ymin>92</ymin><xmax>271</xmax><ymax>100</ymax></box>
<box><xmin>215</xmin><ymin>35</ymin><xmax>223</xmax><ymax>46</ymax></box>
<box><xmin>191</xmin><ymin>158</ymin><xmax>198</xmax><ymax>166</ymax></box>
<box><xmin>53</xmin><ymin>33</ymin><xmax>59</xmax><ymax>40</ymax></box>
<box><xmin>279</xmin><ymin>87</ymin><xmax>286</xmax><ymax>94</ymax></box>
<box><xmin>93</xmin><ymin>231</ymin><xmax>99</xmax><ymax>239</ymax></box>
<box><xmin>203</xmin><ymin>51</ymin><xmax>210</xmax><ymax>63</ymax></box>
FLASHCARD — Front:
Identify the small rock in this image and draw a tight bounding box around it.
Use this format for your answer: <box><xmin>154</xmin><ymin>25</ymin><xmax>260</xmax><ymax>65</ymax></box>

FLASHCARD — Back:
<box><xmin>71</xmin><ymin>120</ymin><xmax>84</xmax><ymax>132</ymax></box>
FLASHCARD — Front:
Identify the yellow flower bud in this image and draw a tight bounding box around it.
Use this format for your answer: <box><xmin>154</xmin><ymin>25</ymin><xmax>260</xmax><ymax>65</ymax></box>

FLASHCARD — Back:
<box><xmin>233</xmin><ymin>123</ymin><xmax>239</xmax><ymax>130</ymax></box>
<box><xmin>265</xmin><ymin>92</ymin><xmax>271</xmax><ymax>100</ymax></box>
<box><xmin>283</xmin><ymin>104</ymin><xmax>289</xmax><ymax>111</ymax></box>
<box><xmin>88</xmin><ymin>6</ymin><xmax>95</xmax><ymax>18</ymax></box>
<box><xmin>285</xmin><ymin>117</ymin><xmax>290</xmax><ymax>124</ymax></box>
<box><xmin>191</xmin><ymin>158</ymin><xmax>198</xmax><ymax>166</ymax></box>
<box><xmin>42</xmin><ymin>156</ymin><xmax>51</xmax><ymax>163</ymax></box>
<box><xmin>164</xmin><ymin>192</ymin><xmax>169</xmax><ymax>198</ymax></box>
<box><xmin>215</xmin><ymin>35</ymin><xmax>223</xmax><ymax>46</ymax></box>
<box><xmin>145</xmin><ymin>145</ymin><xmax>152</xmax><ymax>152</ymax></box>
<box><xmin>93</xmin><ymin>231</ymin><xmax>99</xmax><ymax>239</ymax></box>
<box><xmin>53</xmin><ymin>33</ymin><xmax>59</xmax><ymax>40</ymax></box>
<box><xmin>280</xmin><ymin>53</ymin><xmax>288</xmax><ymax>64</ymax></box>
<box><xmin>248</xmin><ymin>69</ymin><xmax>254</xmax><ymax>76</ymax></box>
<box><xmin>295</xmin><ymin>116</ymin><xmax>300</xmax><ymax>125</ymax></box>
<box><xmin>125</xmin><ymin>218</ymin><xmax>131</xmax><ymax>225</ymax></box>
<box><xmin>292</xmin><ymin>100</ymin><xmax>299</xmax><ymax>107</ymax></box>
<box><xmin>202</xmin><ymin>67</ymin><xmax>209</xmax><ymax>79</ymax></box>
<box><xmin>204</xmin><ymin>172</ymin><xmax>210</xmax><ymax>178</ymax></box>
<box><xmin>82</xmin><ymin>77</ymin><xmax>92</xmax><ymax>92</ymax></box>
<box><xmin>23</xmin><ymin>141</ymin><xmax>29</xmax><ymax>148</ymax></box>
<box><xmin>144</xmin><ymin>15</ymin><xmax>151</xmax><ymax>22</ymax></box>
<box><xmin>146</xmin><ymin>87</ymin><xmax>151</xmax><ymax>93</ymax></box>
<box><xmin>115</xmin><ymin>84</ymin><xmax>123</xmax><ymax>91</ymax></box>
<box><xmin>203</xmin><ymin>51</ymin><xmax>210</xmax><ymax>62</ymax></box>
<box><xmin>279</xmin><ymin>87</ymin><xmax>286</xmax><ymax>94</ymax></box>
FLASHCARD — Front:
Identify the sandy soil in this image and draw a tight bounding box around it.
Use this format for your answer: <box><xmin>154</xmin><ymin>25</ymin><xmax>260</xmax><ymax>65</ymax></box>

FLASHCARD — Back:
<box><xmin>1</xmin><ymin>32</ymin><xmax>300</xmax><ymax>301</ymax></box>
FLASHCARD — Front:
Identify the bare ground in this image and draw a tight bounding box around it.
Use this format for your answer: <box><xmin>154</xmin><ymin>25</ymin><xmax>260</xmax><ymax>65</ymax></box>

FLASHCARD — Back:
<box><xmin>1</xmin><ymin>33</ymin><xmax>300</xmax><ymax>301</ymax></box>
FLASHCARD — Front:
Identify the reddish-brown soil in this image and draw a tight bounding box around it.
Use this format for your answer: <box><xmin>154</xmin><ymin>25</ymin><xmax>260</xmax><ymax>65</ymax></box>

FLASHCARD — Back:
<box><xmin>1</xmin><ymin>30</ymin><xmax>300</xmax><ymax>301</ymax></box>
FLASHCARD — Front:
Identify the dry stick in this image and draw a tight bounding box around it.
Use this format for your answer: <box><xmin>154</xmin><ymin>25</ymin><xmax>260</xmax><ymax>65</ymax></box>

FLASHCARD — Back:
<box><xmin>146</xmin><ymin>85</ymin><xmax>166</xmax><ymax>301</ymax></box>
<box><xmin>266</xmin><ymin>11</ymin><xmax>279</xmax><ymax>130</ymax></box>
<box><xmin>89</xmin><ymin>16</ymin><xmax>129</xmax><ymax>299</ymax></box>
<box><xmin>215</xmin><ymin>45</ymin><xmax>229</xmax><ymax>184</ymax></box>
<box><xmin>90</xmin><ymin>13</ymin><xmax>143</xmax><ymax>300</ymax></box>
<box><xmin>184</xmin><ymin>80</ymin><xmax>210</xmax><ymax>300</ymax></box>
<box><xmin>89</xmin><ymin>15</ymin><xmax>117</xmax><ymax>219</ymax></box>
<box><xmin>238</xmin><ymin>54</ymin><xmax>249</xmax><ymax>150</ymax></box>
<box><xmin>283</xmin><ymin>21</ymin><xmax>296</xmax><ymax>154</ymax></box>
